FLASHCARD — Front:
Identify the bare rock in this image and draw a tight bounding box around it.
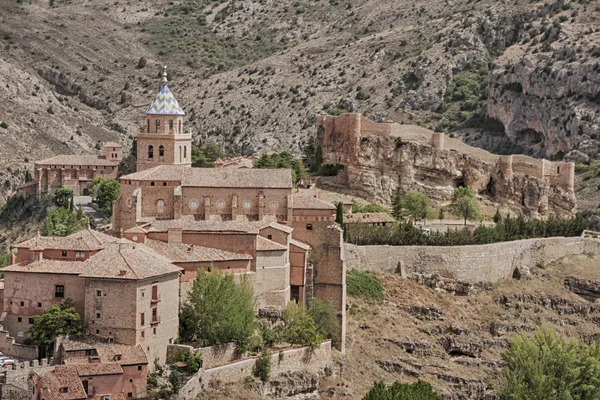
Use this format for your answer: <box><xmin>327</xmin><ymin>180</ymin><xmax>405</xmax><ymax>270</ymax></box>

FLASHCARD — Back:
<box><xmin>563</xmin><ymin>150</ymin><xmax>589</xmax><ymax>164</ymax></box>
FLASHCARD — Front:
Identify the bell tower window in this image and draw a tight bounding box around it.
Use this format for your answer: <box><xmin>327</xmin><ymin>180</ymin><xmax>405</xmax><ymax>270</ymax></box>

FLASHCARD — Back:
<box><xmin>179</xmin><ymin>120</ymin><xmax>182</xmax><ymax>134</ymax></box>
<box><xmin>169</xmin><ymin>120</ymin><xmax>173</xmax><ymax>131</ymax></box>
<box><xmin>159</xmin><ymin>146</ymin><xmax>165</xmax><ymax>157</ymax></box>
<box><xmin>147</xmin><ymin>119</ymin><xmax>150</xmax><ymax>133</ymax></box>
<box><xmin>183</xmin><ymin>146</ymin><xmax>187</xmax><ymax>159</ymax></box>
<box><xmin>148</xmin><ymin>145</ymin><xmax>154</xmax><ymax>159</ymax></box>
<box><xmin>155</xmin><ymin>120</ymin><xmax>160</xmax><ymax>132</ymax></box>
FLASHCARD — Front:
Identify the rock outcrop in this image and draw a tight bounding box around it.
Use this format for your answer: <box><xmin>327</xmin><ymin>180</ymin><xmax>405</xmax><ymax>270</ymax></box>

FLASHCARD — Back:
<box><xmin>317</xmin><ymin>113</ymin><xmax>576</xmax><ymax>218</ymax></box>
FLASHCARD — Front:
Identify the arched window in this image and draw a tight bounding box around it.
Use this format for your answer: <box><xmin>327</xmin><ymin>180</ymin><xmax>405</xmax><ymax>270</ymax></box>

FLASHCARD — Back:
<box><xmin>169</xmin><ymin>120</ymin><xmax>173</xmax><ymax>131</ymax></box>
<box><xmin>155</xmin><ymin>120</ymin><xmax>160</xmax><ymax>132</ymax></box>
<box><xmin>148</xmin><ymin>145</ymin><xmax>154</xmax><ymax>159</ymax></box>
<box><xmin>183</xmin><ymin>146</ymin><xmax>187</xmax><ymax>159</ymax></box>
<box><xmin>156</xmin><ymin>199</ymin><xmax>165</xmax><ymax>214</ymax></box>
<box><xmin>159</xmin><ymin>145</ymin><xmax>165</xmax><ymax>157</ymax></box>
<box><xmin>179</xmin><ymin>120</ymin><xmax>182</xmax><ymax>134</ymax></box>
<box><xmin>179</xmin><ymin>147</ymin><xmax>182</xmax><ymax>163</ymax></box>
<box><xmin>147</xmin><ymin>119</ymin><xmax>150</xmax><ymax>133</ymax></box>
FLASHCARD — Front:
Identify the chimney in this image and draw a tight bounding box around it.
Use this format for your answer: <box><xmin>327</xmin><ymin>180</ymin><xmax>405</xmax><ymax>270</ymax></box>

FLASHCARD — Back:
<box><xmin>187</xmin><ymin>244</ymin><xmax>194</xmax><ymax>253</ymax></box>
<box><xmin>9</xmin><ymin>252</ymin><xmax>16</xmax><ymax>265</ymax></box>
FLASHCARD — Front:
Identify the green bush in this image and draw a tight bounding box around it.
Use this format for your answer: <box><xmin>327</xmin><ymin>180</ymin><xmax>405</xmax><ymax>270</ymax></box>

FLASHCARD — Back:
<box><xmin>0</xmin><ymin>121</ymin><xmax>7</xmax><ymax>129</ymax></box>
<box><xmin>279</xmin><ymin>302</ymin><xmax>322</xmax><ymax>348</ymax></box>
<box><xmin>309</xmin><ymin>299</ymin><xmax>339</xmax><ymax>346</ymax></box>
<box><xmin>363</xmin><ymin>380</ymin><xmax>440</xmax><ymax>400</ymax></box>
<box><xmin>347</xmin><ymin>270</ymin><xmax>384</xmax><ymax>302</ymax></box>
<box><xmin>137</xmin><ymin>56</ymin><xmax>147</xmax><ymax>69</ymax></box>
<box><xmin>42</xmin><ymin>207</ymin><xmax>87</xmax><ymax>237</ymax></box>
<box><xmin>175</xmin><ymin>351</ymin><xmax>202</xmax><ymax>374</ymax></box>
<box><xmin>253</xmin><ymin>350</ymin><xmax>271</xmax><ymax>382</ymax></box>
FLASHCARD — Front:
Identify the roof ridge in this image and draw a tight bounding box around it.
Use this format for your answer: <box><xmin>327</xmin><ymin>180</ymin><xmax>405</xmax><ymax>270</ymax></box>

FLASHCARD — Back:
<box><xmin>118</xmin><ymin>244</ymin><xmax>140</xmax><ymax>279</ymax></box>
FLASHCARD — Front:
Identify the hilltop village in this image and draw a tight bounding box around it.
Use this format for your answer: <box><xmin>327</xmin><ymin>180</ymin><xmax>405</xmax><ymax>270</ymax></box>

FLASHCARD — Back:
<box><xmin>0</xmin><ymin>71</ymin><xmax>597</xmax><ymax>400</ymax></box>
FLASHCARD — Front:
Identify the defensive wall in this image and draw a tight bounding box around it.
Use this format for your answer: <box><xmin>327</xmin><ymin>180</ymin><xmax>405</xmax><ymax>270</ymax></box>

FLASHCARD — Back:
<box><xmin>317</xmin><ymin>113</ymin><xmax>574</xmax><ymax>191</ymax></box>
<box><xmin>0</xmin><ymin>322</ymin><xmax>38</xmax><ymax>360</ymax></box>
<box><xmin>172</xmin><ymin>341</ymin><xmax>332</xmax><ymax>400</ymax></box>
<box><xmin>345</xmin><ymin>237</ymin><xmax>600</xmax><ymax>283</ymax></box>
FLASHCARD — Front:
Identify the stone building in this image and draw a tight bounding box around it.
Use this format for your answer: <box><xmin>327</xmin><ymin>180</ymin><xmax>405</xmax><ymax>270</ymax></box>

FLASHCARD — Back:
<box><xmin>344</xmin><ymin>212</ymin><xmax>395</xmax><ymax>227</ymax></box>
<box><xmin>22</xmin><ymin>142</ymin><xmax>123</xmax><ymax>198</ymax></box>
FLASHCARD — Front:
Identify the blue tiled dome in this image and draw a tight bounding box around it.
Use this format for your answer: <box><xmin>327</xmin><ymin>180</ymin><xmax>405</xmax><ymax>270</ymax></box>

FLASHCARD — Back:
<box><xmin>145</xmin><ymin>85</ymin><xmax>185</xmax><ymax>116</ymax></box>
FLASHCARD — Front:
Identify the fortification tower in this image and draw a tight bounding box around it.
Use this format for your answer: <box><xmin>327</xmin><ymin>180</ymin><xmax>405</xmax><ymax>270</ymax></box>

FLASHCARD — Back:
<box><xmin>136</xmin><ymin>66</ymin><xmax>193</xmax><ymax>172</ymax></box>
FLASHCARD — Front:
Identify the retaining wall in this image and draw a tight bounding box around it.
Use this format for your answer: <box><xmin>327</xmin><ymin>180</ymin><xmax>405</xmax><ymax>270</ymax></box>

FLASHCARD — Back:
<box><xmin>345</xmin><ymin>237</ymin><xmax>600</xmax><ymax>283</ymax></box>
<box><xmin>174</xmin><ymin>341</ymin><xmax>332</xmax><ymax>400</ymax></box>
<box><xmin>167</xmin><ymin>342</ymin><xmax>238</xmax><ymax>370</ymax></box>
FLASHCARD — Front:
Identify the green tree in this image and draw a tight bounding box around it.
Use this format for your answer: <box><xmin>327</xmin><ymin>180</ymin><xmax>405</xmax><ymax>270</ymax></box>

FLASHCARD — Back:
<box><xmin>402</xmin><ymin>191</ymin><xmax>432</xmax><ymax>222</ymax></box>
<box><xmin>42</xmin><ymin>207</ymin><xmax>87</xmax><ymax>236</ymax></box>
<box><xmin>179</xmin><ymin>270</ymin><xmax>256</xmax><ymax>351</ymax></box>
<box><xmin>24</xmin><ymin>170</ymin><xmax>33</xmax><ymax>183</ymax></box>
<box><xmin>309</xmin><ymin>299</ymin><xmax>339</xmax><ymax>347</ymax></box>
<box><xmin>493</xmin><ymin>208</ymin><xmax>503</xmax><ymax>224</ymax></box>
<box><xmin>352</xmin><ymin>202</ymin><xmax>389</xmax><ymax>214</ymax></box>
<box><xmin>363</xmin><ymin>380</ymin><xmax>440</xmax><ymax>400</ymax></box>
<box><xmin>392</xmin><ymin>186</ymin><xmax>406</xmax><ymax>220</ymax></box>
<box><xmin>450</xmin><ymin>186</ymin><xmax>481</xmax><ymax>225</ymax></box>
<box><xmin>137</xmin><ymin>56</ymin><xmax>147</xmax><ymax>69</ymax></box>
<box><xmin>96</xmin><ymin>180</ymin><xmax>120</xmax><ymax>214</ymax></box>
<box><xmin>191</xmin><ymin>143</ymin><xmax>224</xmax><ymax>168</ymax></box>
<box><xmin>88</xmin><ymin>177</ymin><xmax>106</xmax><ymax>201</ymax></box>
<box><xmin>336</xmin><ymin>202</ymin><xmax>345</xmax><ymax>225</ymax></box>
<box><xmin>279</xmin><ymin>302</ymin><xmax>322</xmax><ymax>348</ymax></box>
<box><xmin>499</xmin><ymin>328</ymin><xmax>600</xmax><ymax>400</ymax></box>
<box><xmin>28</xmin><ymin>298</ymin><xmax>83</xmax><ymax>358</ymax></box>
<box><xmin>253</xmin><ymin>350</ymin><xmax>271</xmax><ymax>382</ymax></box>
<box><xmin>54</xmin><ymin>188</ymin><xmax>74</xmax><ymax>209</ymax></box>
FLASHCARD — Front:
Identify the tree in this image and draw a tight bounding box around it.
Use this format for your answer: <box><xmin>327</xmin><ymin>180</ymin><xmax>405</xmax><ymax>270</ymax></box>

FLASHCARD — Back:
<box><xmin>54</xmin><ymin>188</ymin><xmax>73</xmax><ymax>209</ymax></box>
<box><xmin>336</xmin><ymin>202</ymin><xmax>344</xmax><ymax>225</ymax></box>
<box><xmin>253</xmin><ymin>350</ymin><xmax>271</xmax><ymax>382</ymax></box>
<box><xmin>179</xmin><ymin>270</ymin><xmax>256</xmax><ymax>351</ymax></box>
<box><xmin>28</xmin><ymin>298</ymin><xmax>83</xmax><ymax>358</ymax></box>
<box><xmin>191</xmin><ymin>143</ymin><xmax>223</xmax><ymax>168</ymax></box>
<box><xmin>392</xmin><ymin>186</ymin><xmax>406</xmax><ymax>220</ymax></box>
<box><xmin>42</xmin><ymin>207</ymin><xmax>87</xmax><ymax>236</ymax></box>
<box><xmin>279</xmin><ymin>302</ymin><xmax>322</xmax><ymax>348</ymax></box>
<box><xmin>363</xmin><ymin>380</ymin><xmax>440</xmax><ymax>400</ymax></box>
<box><xmin>24</xmin><ymin>170</ymin><xmax>33</xmax><ymax>183</ymax></box>
<box><xmin>402</xmin><ymin>191</ymin><xmax>432</xmax><ymax>223</ymax></box>
<box><xmin>96</xmin><ymin>180</ymin><xmax>120</xmax><ymax>214</ymax></box>
<box><xmin>137</xmin><ymin>56</ymin><xmax>147</xmax><ymax>69</ymax></box>
<box><xmin>450</xmin><ymin>186</ymin><xmax>481</xmax><ymax>225</ymax></box>
<box><xmin>309</xmin><ymin>299</ymin><xmax>339</xmax><ymax>347</ymax></box>
<box><xmin>499</xmin><ymin>328</ymin><xmax>600</xmax><ymax>400</ymax></box>
<box><xmin>493</xmin><ymin>208</ymin><xmax>503</xmax><ymax>224</ymax></box>
<box><xmin>87</xmin><ymin>177</ymin><xmax>106</xmax><ymax>201</ymax></box>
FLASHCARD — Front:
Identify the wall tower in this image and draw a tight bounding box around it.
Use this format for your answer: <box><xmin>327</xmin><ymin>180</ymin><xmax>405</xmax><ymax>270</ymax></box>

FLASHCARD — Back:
<box><xmin>136</xmin><ymin>66</ymin><xmax>193</xmax><ymax>172</ymax></box>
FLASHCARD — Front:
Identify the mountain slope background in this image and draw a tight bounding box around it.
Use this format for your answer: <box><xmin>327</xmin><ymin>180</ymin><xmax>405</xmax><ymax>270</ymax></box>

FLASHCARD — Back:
<box><xmin>0</xmin><ymin>0</ymin><xmax>599</xmax><ymax>197</ymax></box>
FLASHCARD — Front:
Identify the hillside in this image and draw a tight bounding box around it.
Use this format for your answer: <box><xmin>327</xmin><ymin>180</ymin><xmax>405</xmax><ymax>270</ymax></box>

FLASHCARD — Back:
<box><xmin>197</xmin><ymin>253</ymin><xmax>600</xmax><ymax>399</ymax></box>
<box><xmin>1</xmin><ymin>0</ymin><xmax>599</xmax><ymax>192</ymax></box>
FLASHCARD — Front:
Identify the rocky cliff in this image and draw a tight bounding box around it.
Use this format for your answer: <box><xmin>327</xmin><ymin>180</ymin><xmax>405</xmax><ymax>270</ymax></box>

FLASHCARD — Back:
<box><xmin>317</xmin><ymin>114</ymin><xmax>576</xmax><ymax>218</ymax></box>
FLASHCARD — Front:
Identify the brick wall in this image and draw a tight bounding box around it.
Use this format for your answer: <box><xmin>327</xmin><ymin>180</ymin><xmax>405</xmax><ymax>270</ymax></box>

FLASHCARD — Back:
<box><xmin>345</xmin><ymin>237</ymin><xmax>600</xmax><ymax>282</ymax></box>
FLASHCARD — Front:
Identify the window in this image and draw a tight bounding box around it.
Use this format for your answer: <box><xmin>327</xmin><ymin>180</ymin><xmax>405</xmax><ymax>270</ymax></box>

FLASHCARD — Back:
<box><xmin>150</xmin><ymin>182</ymin><xmax>155</xmax><ymax>186</ymax></box>
<box><xmin>189</xmin><ymin>200</ymin><xmax>199</xmax><ymax>210</ymax></box>
<box><xmin>267</xmin><ymin>234</ymin><xmax>273</xmax><ymax>240</ymax></box>
<box><xmin>269</xmin><ymin>201</ymin><xmax>278</xmax><ymax>210</ymax></box>
<box><xmin>152</xmin><ymin>285</ymin><xmax>158</xmax><ymax>301</ymax></box>
<box><xmin>76</xmin><ymin>251</ymin><xmax>84</xmax><ymax>258</ymax></box>
<box><xmin>243</xmin><ymin>200</ymin><xmax>251</xmax><ymax>209</ymax></box>
<box><xmin>96</xmin><ymin>313</ymin><xmax>101</xmax><ymax>319</ymax></box>
<box><xmin>153</xmin><ymin>327</ymin><xmax>157</xmax><ymax>335</ymax></box>
<box><xmin>97</xmin><ymin>290</ymin><xmax>102</xmax><ymax>297</ymax></box>
<box><xmin>55</xmin><ymin>285</ymin><xmax>65</xmax><ymax>298</ymax></box>
<box><xmin>148</xmin><ymin>145</ymin><xmax>154</xmax><ymax>159</ymax></box>
<box><xmin>29</xmin><ymin>318</ymin><xmax>34</xmax><ymax>324</ymax></box>
<box><xmin>179</xmin><ymin>120</ymin><xmax>182</xmax><ymax>134</ymax></box>
<box><xmin>141</xmin><ymin>330</ymin><xmax>145</xmax><ymax>339</ymax></box>
<box><xmin>152</xmin><ymin>308</ymin><xmax>157</xmax><ymax>323</ymax></box>
<box><xmin>140</xmin><ymin>313</ymin><xmax>145</xmax><ymax>326</ymax></box>
<box><xmin>147</xmin><ymin>119</ymin><xmax>150</xmax><ymax>133</ymax></box>
<box><xmin>17</xmin><ymin>317</ymin><xmax>22</xmax><ymax>323</ymax></box>
<box><xmin>20</xmin><ymin>301</ymin><xmax>24</xmax><ymax>307</ymax></box>
<box><xmin>557</xmin><ymin>166</ymin><xmax>561</xmax><ymax>174</ymax></box>
<box><xmin>159</xmin><ymin>145</ymin><xmax>165</xmax><ymax>156</ymax></box>
<box><xmin>163</xmin><ymin>182</ymin><xmax>167</xmax><ymax>186</ymax></box>
<box><xmin>138</xmin><ymin>365</ymin><xmax>143</xmax><ymax>371</ymax></box>
<box><xmin>156</xmin><ymin>199</ymin><xmax>165</xmax><ymax>213</ymax></box>
<box><xmin>82</xmin><ymin>381</ymin><xmax>89</xmax><ymax>394</ymax></box>
<box><xmin>37</xmin><ymin>303</ymin><xmax>42</xmax><ymax>308</ymax></box>
<box><xmin>306</xmin><ymin>224</ymin><xmax>313</xmax><ymax>231</ymax></box>
<box><xmin>184</xmin><ymin>146</ymin><xmax>187</xmax><ymax>159</ymax></box>
<box><xmin>128</xmin><ymin>393</ymin><xmax>133</xmax><ymax>398</ymax></box>
<box><xmin>168</xmin><ymin>120</ymin><xmax>173</xmax><ymax>131</ymax></box>
<box><xmin>155</xmin><ymin>120</ymin><xmax>160</xmax><ymax>132</ymax></box>
<box><xmin>62</xmin><ymin>250</ymin><xmax>67</xmax><ymax>257</ymax></box>
<box><xmin>216</xmin><ymin>200</ymin><xmax>225</xmax><ymax>209</ymax></box>
<box><xmin>96</xmin><ymin>329</ymin><xmax>99</xmax><ymax>334</ymax></box>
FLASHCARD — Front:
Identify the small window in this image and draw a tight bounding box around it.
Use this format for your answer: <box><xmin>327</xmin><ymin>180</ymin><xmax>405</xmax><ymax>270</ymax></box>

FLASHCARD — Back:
<box><xmin>557</xmin><ymin>166</ymin><xmax>561</xmax><ymax>174</ymax></box>
<box><xmin>152</xmin><ymin>308</ymin><xmax>157</xmax><ymax>322</ymax></box>
<box><xmin>168</xmin><ymin>120</ymin><xmax>173</xmax><ymax>131</ymax></box>
<box><xmin>267</xmin><ymin>234</ymin><xmax>272</xmax><ymax>240</ymax></box>
<box><xmin>141</xmin><ymin>331</ymin><xmax>145</xmax><ymax>339</ymax></box>
<box><xmin>29</xmin><ymin>318</ymin><xmax>34</xmax><ymax>324</ymax></box>
<box><xmin>37</xmin><ymin>303</ymin><xmax>42</xmax><ymax>308</ymax></box>
<box><xmin>150</xmin><ymin>182</ymin><xmax>155</xmax><ymax>186</ymax></box>
<box><xmin>153</xmin><ymin>327</ymin><xmax>157</xmax><ymax>335</ymax></box>
<box><xmin>75</xmin><ymin>251</ymin><xmax>84</xmax><ymax>258</ymax></box>
<box><xmin>216</xmin><ymin>200</ymin><xmax>225</xmax><ymax>209</ymax></box>
<box><xmin>55</xmin><ymin>285</ymin><xmax>65</xmax><ymax>298</ymax></box>
<box><xmin>159</xmin><ymin>145</ymin><xmax>165</xmax><ymax>157</ymax></box>
<box><xmin>62</xmin><ymin>250</ymin><xmax>67</xmax><ymax>257</ymax></box>
<box><xmin>148</xmin><ymin>145</ymin><xmax>154</xmax><ymax>159</ymax></box>
<box><xmin>138</xmin><ymin>365</ymin><xmax>143</xmax><ymax>371</ymax></box>
<box><xmin>243</xmin><ymin>200</ymin><xmax>251</xmax><ymax>209</ymax></box>
<box><xmin>140</xmin><ymin>313</ymin><xmax>145</xmax><ymax>326</ymax></box>
<box><xmin>189</xmin><ymin>200</ymin><xmax>199</xmax><ymax>210</ymax></box>
<box><xmin>163</xmin><ymin>182</ymin><xmax>167</xmax><ymax>186</ymax></box>
<box><xmin>17</xmin><ymin>317</ymin><xmax>22</xmax><ymax>323</ymax></box>
<box><xmin>128</xmin><ymin>393</ymin><xmax>133</xmax><ymax>398</ymax></box>
<box><xmin>155</xmin><ymin>120</ymin><xmax>160</xmax><ymax>132</ymax></box>
<box><xmin>96</xmin><ymin>329</ymin><xmax>100</xmax><ymax>334</ymax></box>
<box><xmin>306</xmin><ymin>224</ymin><xmax>313</xmax><ymax>231</ymax></box>
<box><xmin>20</xmin><ymin>301</ymin><xmax>24</xmax><ymax>307</ymax></box>
<box><xmin>96</xmin><ymin>313</ymin><xmax>101</xmax><ymax>319</ymax></box>
<box><xmin>269</xmin><ymin>201</ymin><xmax>278</xmax><ymax>210</ymax></box>
<box><xmin>97</xmin><ymin>290</ymin><xmax>102</xmax><ymax>297</ymax></box>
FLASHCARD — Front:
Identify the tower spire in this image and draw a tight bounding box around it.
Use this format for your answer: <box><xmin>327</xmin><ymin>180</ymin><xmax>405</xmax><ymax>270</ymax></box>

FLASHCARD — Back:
<box><xmin>162</xmin><ymin>65</ymin><xmax>168</xmax><ymax>87</ymax></box>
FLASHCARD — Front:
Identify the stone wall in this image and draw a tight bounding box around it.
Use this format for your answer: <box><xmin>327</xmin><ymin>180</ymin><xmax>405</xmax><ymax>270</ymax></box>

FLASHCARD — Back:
<box><xmin>167</xmin><ymin>342</ymin><xmax>238</xmax><ymax>370</ymax></box>
<box><xmin>173</xmin><ymin>341</ymin><xmax>332</xmax><ymax>400</ymax></box>
<box><xmin>0</xmin><ymin>323</ymin><xmax>38</xmax><ymax>360</ymax></box>
<box><xmin>345</xmin><ymin>237</ymin><xmax>600</xmax><ymax>283</ymax></box>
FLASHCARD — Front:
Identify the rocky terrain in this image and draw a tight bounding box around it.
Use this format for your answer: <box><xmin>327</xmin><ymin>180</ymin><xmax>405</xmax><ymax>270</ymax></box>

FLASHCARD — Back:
<box><xmin>0</xmin><ymin>0</ymin><xmax>599</xmax><ymax>194</ymax></box>
<box><xmin>197</xmin><ymin>252</ymin><xmax>600</xmax><ymax>399</ymax></box>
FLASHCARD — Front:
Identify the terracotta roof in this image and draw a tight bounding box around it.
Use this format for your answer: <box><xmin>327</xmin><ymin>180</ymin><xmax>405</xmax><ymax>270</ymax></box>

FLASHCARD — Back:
<box><xmin>144</xmin><ymin>239</ymin><xmax>252</xmax><ymax>263</ymax></box>
<box><xmin>103</xmin><ymin>142</ymin><xmax>122</xmax><ymax>148</ymax></box>
<box><xmin>257</xmin><ymin>236</ymin><xmax>287</xmax><ymax>251</ymax></box>
<box><xmin>290</xmin><ymin>239</ymin><xmax>310</xmax><ymax>251</ymax></box>
<box><xmin>61</xmin><ymin>338</ymin><xmax>148</xmax><ymax>366</ymax></box>
<box><xmin>34</xmin><ymin>154</ymin><xmax>116</xmax><ymax>167</ymax></box>
<box><xmin>120</xmin><ymin>165</ymin><xmax>185</xmax><ymax>182</ymax></box>
<box><xmin>124</xmin><ymin>225</ymin><xmax>148</xmax><ymax>234</ymax></box>
<box><xmin>36</xmin><ymin>365</ymin><xmax>88</xmax><ymax>400</ymax></box>
<box><xmin>75</xmin><ymin>362</ymin><xmax>123</xmax><ymax>376</ymax></box>
<box><xmin>15</xmin><ymin>228</ymin><xmax>118</xmax><ymax>251</ymax></box>
<box><xmin>344</xmin><ymin>213</ymin><xmax>395</xmax><ymax>224</ymax></box>
<box><xmin>3</xmin><ymin>259</ymin><xmax>85</xmax><ymax>275</ymax></box>
<box><xmin>182</xmin><ymin>167</ymin><xmax>293</xmax><ymax>189</ymax></box>
<box><xmin>260</xmin><ymin>220</ymin><xmax>294</xmax><ymax>233</ymax></box>
<box><xmin>79</xmin><ymin>240</ymin><xmax>182</xmax><ymax>280</ymax></box>
<box><xmin>292</xmin><ymin>194</ymin><xmax>336</xmax><ymax>210</ymax></box>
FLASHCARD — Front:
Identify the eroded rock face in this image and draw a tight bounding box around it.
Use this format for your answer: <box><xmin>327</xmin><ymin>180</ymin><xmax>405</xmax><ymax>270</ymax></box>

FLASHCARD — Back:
<box><xmin>317</xmin><ymin>114</ymin><xmax>576</xmax><ymax>218</ymax></box>
<box><xmin>564</xmin><ymin>276</ymin><xmax>600</xmax><ymax>302</ymax></box>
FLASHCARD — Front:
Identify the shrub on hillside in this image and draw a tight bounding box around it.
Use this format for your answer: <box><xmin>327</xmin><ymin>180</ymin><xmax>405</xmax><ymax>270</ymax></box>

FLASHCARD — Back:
<box><xmin>363</xmin><ymin>380</ymin><xmax>440</xmax><ymax>400</ymax></box>
<box><xmin>347</xmin><ymin>270</ymin><xmax>384</xmax><ymax>301</ymax></box>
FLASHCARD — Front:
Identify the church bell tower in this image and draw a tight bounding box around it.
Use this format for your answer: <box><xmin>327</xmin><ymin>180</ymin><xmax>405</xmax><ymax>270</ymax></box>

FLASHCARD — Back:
<box><xmin>136</xmin><ymin>66</ymin><xmax>193</xmax><ymax>172</ymax></box>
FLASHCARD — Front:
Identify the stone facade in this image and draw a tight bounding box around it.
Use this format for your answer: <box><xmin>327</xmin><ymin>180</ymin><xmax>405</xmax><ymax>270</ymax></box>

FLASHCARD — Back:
<box><xmin>345</xmin><ymin>237</ymin><xmax>600</xmax><ymax>283</ymax></box>
<box><xmin>317</xmin><ymin>113</ymin><xmax>576</xmax><ymax>218</ymax></box>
